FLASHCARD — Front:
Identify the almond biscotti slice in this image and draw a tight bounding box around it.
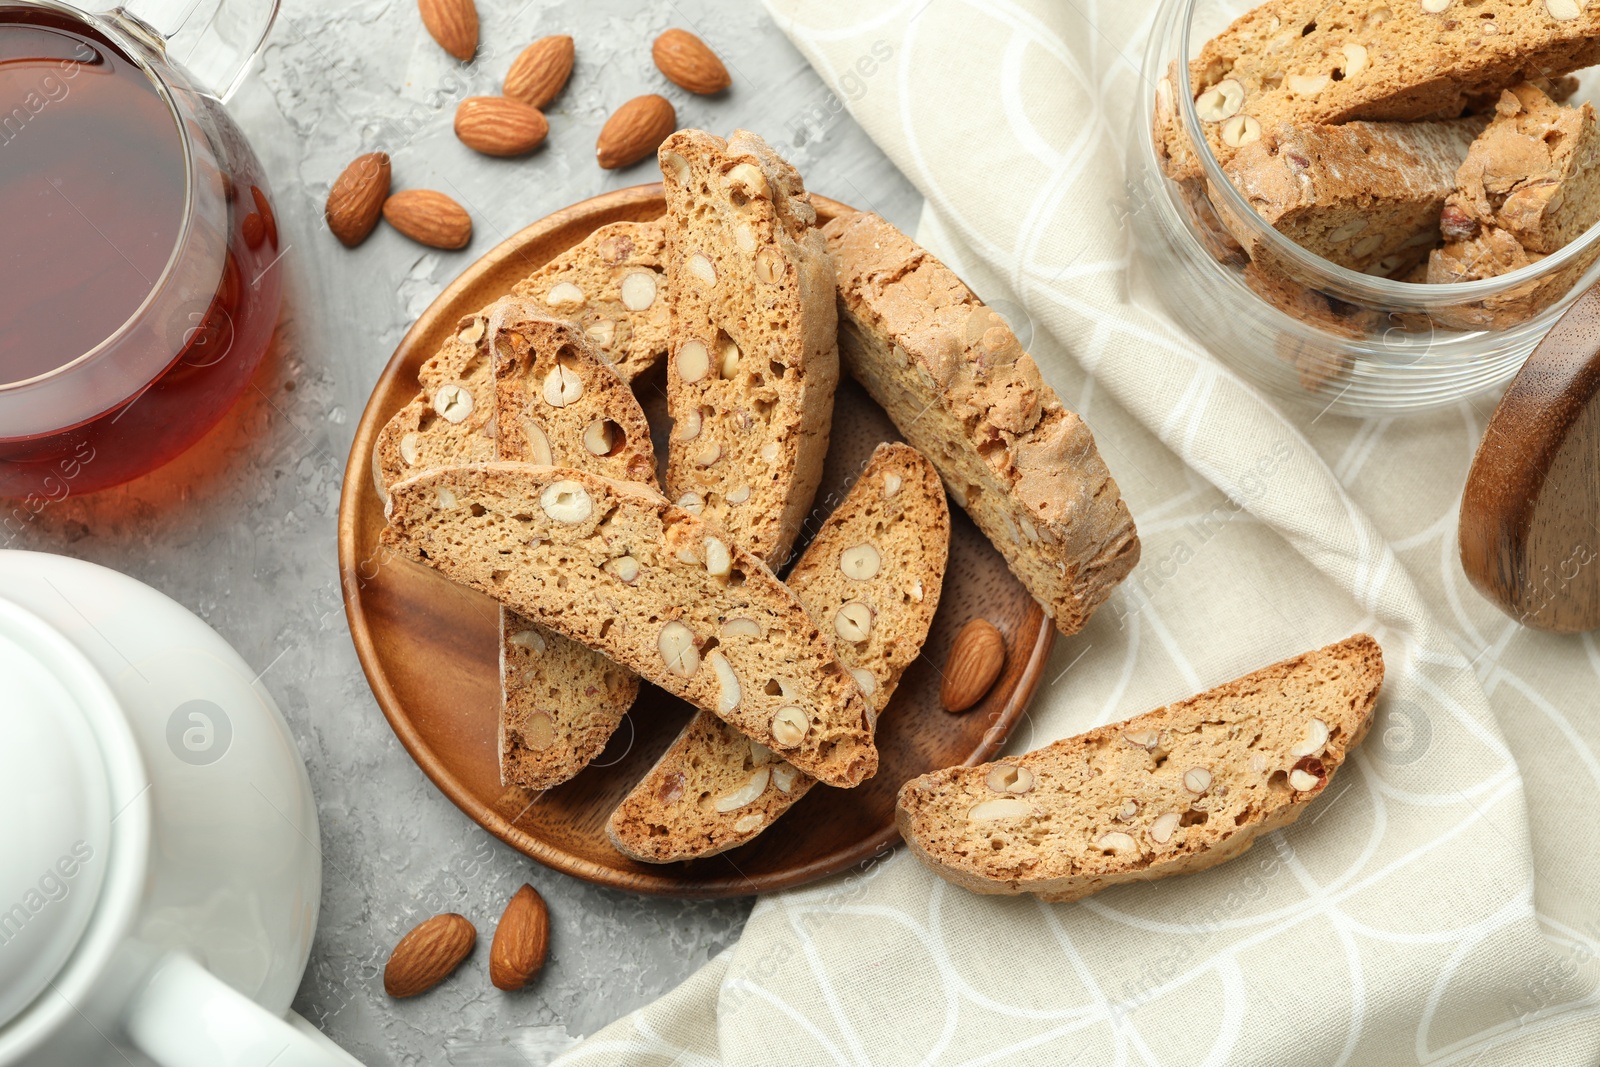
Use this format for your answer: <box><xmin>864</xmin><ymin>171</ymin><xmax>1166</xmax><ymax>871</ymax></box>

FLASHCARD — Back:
<box><xmin>823</xmin><ymin>211</ymin><xmax>1139</xmax><ymax>636</ymax></box>
<box><xmin>499</xmin><ymin>620</ymin><xmax>638</xmax><ymax>790</ymax></box>
<box><xmin>1441</xmin><ymin>83</ymin><xmax>1600</xmax><ymax>257</ymax></box>
<box><xmin>486</xmin><ymin>304</ymin><xmax>659</xmax><ymax>790</ymax></box>
<box><xmin>490</xmin><ymin>304</ymin><xmax>658</xmax><ymax>485</ymax></box>
<box><xmin>1158</xmin><ymin>0</ymin><xmax>1600</xmax><ymax>182</ymax></box>
<box><xmin>509</xmin><ymin>221</ymin><xmax>671</xmax><ymax>382</ymax></box>
<box><xmin>381</xmin><ymin>463</ymin><xmax>878</xmax><ymax>787</ymax></box>
<box><xmin>658</xmin><ymin>129</ymin><xmax>839</xmax><ymax>570</ymax></box>
<box><xmin>1224</xmin><ymin>118</ymin><xmax>1482</xmax><ymax>274</ymax></box>
<box><xmin>897</xmin><ymin>635</ymin><xmax>1384</xmax><ymax>902</ymax></box>
<box><xmin>1429</xmin><ymin>225</ymin><xmax>1546</xmax><ymax>285</ymax></box>
<box><xmin>374</xmin><ymin>224</ymin><xmax>669</xmax><ymax>496</ymax></box>
<box><xmin>607</xmin><ymin>442</ymin><xmax>950</xmax><ymax>862</ymax></box>
<box><xmin>374</xmin><ymin>310</ymin><xmax>498</xmax><ymax>497</ymax></box>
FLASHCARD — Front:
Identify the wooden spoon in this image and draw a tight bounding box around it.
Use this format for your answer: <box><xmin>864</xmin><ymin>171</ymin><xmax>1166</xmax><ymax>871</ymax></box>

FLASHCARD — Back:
<box><xmin>1460</xmin><ymin>284</ymin><xmax>1600</xmax><ymax>632</ymax></box>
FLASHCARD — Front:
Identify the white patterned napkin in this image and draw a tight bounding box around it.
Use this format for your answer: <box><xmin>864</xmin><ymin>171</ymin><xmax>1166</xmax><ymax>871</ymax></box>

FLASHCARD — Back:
<box><xmin>555</xmin><ymin>2</ymin><xmax>1600</xmax><ymax>1063</ymax></box>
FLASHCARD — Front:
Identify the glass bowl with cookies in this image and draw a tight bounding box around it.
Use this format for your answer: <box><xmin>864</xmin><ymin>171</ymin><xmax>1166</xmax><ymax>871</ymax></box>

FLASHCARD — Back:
<box><xmin>1130</xmin><ymin>0</ymin><xmax>1600</xmax><ymax>415</ymax></box>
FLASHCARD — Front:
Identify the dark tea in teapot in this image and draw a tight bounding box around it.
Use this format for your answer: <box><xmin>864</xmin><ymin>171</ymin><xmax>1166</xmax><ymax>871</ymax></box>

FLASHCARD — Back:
<box><xmin>0</xmin><ymin>5</ymin><xmax>281</xmax><ymax>501</ymax></box>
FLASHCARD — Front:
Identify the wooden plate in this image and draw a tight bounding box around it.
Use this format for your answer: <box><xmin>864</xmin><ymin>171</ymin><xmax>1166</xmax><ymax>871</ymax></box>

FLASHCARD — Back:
<box><xmin>337</xmin><ymin>185</ymin><xmax>1055</xmax><ymax>897</ymax></box>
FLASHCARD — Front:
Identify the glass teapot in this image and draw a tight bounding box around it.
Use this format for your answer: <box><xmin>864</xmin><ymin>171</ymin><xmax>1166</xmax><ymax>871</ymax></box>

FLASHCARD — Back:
<box><xmin>0</xmin><ymin>0</ymin><xmax>285</xmax><ymax>498</ymax></box>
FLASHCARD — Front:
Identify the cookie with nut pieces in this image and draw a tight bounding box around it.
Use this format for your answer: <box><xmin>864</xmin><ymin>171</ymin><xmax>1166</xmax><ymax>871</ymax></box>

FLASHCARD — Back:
<box><xmin>510</xmin><ymin>221</ymin><xmax>671</xmax><ymax>382</ymax></box>
<box><xmin>659</xmin><ymin>128</ymin><xmax>839</xmax><ymax>571</ymax></box>
<box><xmin>896</xmin><ymin>634</ymin><xmax>1384</xmax><ymax>902</ymax></box>
<box><xmin>375</xmin><ymin>301</ymin><xmax>659</xmax><ymax>791</ymax></box>
<box><xmin>1155</xmin><ymin>0</ymin><xmax>1600</xmax><ymax>184</ymax></box>
<box><xmin>380</xmin><ymin>462</ymin><xmax>879</xmax><ymax>788</ymax></box>
<box><xmin>1427</xmin><ymin>81</ymin><xmax>1600</xmax><ymax>316</ymax></box>
<box><xmin>489</xmin><ymin>304</ymin><xmax>662</xmax><ymax>791</ymax></box>
<box><xmin>608</xmin><ymin>442</ymin><xmax>948</xmax><ymax>863</ymax></box>
<box><xmin>374</xmin><ymin>222</ymin><xmax>669</xmax><ymax>498</ymax></box>
<box><xmin>373</xmin><ymin>308</ymin><xmax>498</xmax><ymax>500</ymax></box>
<box><xmin>1223</xmin><ymin>117</ymin><xmax>1484</xmax><ymax>276</ymax></box>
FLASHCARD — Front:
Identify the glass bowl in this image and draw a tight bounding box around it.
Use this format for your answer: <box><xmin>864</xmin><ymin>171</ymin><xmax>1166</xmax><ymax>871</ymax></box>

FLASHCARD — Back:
<box><xmin>1128</xmin><ymin>0</ymin><xmax>1600</xmax><ymax>416</ymax></box>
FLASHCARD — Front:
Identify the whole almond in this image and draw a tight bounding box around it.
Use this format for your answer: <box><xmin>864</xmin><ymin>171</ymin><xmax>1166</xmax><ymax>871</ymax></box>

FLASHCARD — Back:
<box><xmin>250</xmin><ymin>185</ymin><xmax>278</xmax><ymax>250</ymax></box>
<box><xmin>596</xmin><ymin>94</ymin><xmax>676</xmax><ymax>170</ymax></box>
<box><xmin>454</xmin><ymin>96</ymin><xmax>549</xmax><ymax>157</ymax></box>
<box><xmin>242</xmin><ymin>212</ymin><xmax>265</xmax><ymax>249</ymax></box>
<box><xmin>940</xmin><ymin>619</ymin><xmax>1006</xmax><ymax>713</ymax></box>
<box><xmin>419</xmin><ymin>0</ymin><xmax>477</xmax><ymax>61</ymax></box>
<box><xmin>489</xmin><ymin>884</ymin><xmax>550</xmax><ymax>991</ymax></box>
<box><xmin>325</xmin><ymin>152</ymin><xmax>391</xmax><ymax>247</ymax></box>
<box><xmin>384</xmin><ymin>913</ymin><xmax>476</xmax><ymax>998</ymax></box>
<box><xmin>383</xmin><ymin>190</ymin><xmax>472</xmax><ymax>250</ymax></box>
<box><xmin>504</xmin><ymin>35</ymin><xmax>574</xmax><ymax>108</ymax></box>
<box><xmin>652</xmin><ymin>29</ymin><xmax>731</xmax><ymax>95</ymax></box>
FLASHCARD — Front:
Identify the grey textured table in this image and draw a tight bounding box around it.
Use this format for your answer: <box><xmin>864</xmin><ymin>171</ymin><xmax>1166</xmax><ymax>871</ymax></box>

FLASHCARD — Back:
<box><xmin>5</xmin><ymin>1</ymin><xmax>919</xmax><ymax>1063</ymax></box>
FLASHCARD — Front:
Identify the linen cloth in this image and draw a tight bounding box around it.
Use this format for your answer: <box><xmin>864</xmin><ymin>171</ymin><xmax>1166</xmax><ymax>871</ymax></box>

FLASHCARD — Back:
<box><xmin>555</xmin><ymin>2</ymin><xmax>1600</xmax><ymax>1063</ymax></box>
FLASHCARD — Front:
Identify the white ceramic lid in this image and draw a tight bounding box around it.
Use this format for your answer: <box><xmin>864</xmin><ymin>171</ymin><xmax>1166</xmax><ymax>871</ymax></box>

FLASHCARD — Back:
<box><xmin>0</xmin><ymin>601</ymin><xmax>113</xmax><ymax>1029</ymax></box>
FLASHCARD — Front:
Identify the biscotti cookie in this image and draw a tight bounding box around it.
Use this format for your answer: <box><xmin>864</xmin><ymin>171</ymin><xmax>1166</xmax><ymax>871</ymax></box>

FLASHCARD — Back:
<box><xmin>490</xmin><ymin>304</ymin><xmax>658</xmax><ymax>485</ymax></box>
<box><xmin>509</xmin><ymin>221</ymin><xmax>670</xmax><ymax>382</ymax></box>
<box><xmin>1442</xmin><ymin>83</ymin><xmax>1600</xmax><ymax>256</ymax></box>
<box><xmin>374</xmin><ymin>310</ymin><xmax>498</xmax><ymax>497</ymax></box>
<box><xmin>1158</xmin><ymin>0</ymin><xmax>1600</xmax><ymax>182</ymax></box>
<box><xmin>658</xmin><ymin>129</ymin><xmax>839</xmax><ymax>570</ymax></box>
<box><xmin>499</xmin><ymin>619</ymin><xmax>638</xmax><ymax>791</ymax></box>
<box><xmin>378</xmin><ymin>300</ymin><xmax>659</xmax><ymax>790</ymax></box>
<box><xmin>607</xmin><ymin>443</ymin><xmax>950</xmax><ymax>862</ymax></box>
<box><xmin>375</xmin><ymin>224</ymin><xmax>669</xmax><ymax>496</ymax></box>
<box><xmin>1225</xmin><ymin>118</ymin><xmax>1481</xmax><ymax>274</ymax></box>
<box><xmin>1423</xmin><ymin>226</ymin><xmax>1600</xmax><ymax>330</ymax></box>
<box><xmin>381</xmin><ymin>463</ymin><xmax>878</xmax><ymax>787</ymax></box>
<box><xmin>1429</xmin><ymin>225</ymin><xmax>1544</xmax><ymax>285</ymax></box>
<box><xmin>823</xmin><ymin>211</ymin><xmax>1139</xmax><ymax>636</ymax></box>
<box><xmin>897</xmin><ymin>635</ymin><xmax>1384</xmax><ymax>902</ymax></box>
<box><xmin>486</xmin><ymin>304</ymin><xmax>660</xmax><ymax>790</ymax></box>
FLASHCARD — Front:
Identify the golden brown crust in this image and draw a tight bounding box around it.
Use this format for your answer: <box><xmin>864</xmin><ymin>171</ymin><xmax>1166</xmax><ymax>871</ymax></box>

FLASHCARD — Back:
<box><xmin>896</xmin><ymin>635</ymin><xmax>1384</xmax><ymax>901</ymax></box>
<box><xmin>1439</xmin><ymin>83</ymin><xmax>1600</xmax><ymax>266</ymax></box>
<box><xmin>823</xmin><ymin>211</ymin><xmax>1138</xmax><ymax>636</ymax></box>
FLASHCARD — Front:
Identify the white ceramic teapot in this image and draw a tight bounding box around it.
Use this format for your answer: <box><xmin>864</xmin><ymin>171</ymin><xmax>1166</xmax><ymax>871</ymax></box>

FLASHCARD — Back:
<box><xmin>0</xmin><ymin>551</ymin><xmax>361</xmax><ymax>1066</ymax></box>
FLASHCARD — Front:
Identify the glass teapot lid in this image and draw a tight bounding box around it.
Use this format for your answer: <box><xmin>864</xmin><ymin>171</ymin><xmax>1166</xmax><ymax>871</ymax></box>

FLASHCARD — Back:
<box><xmin>0</xmin><ymin>598</ymin><xmax>114</xmax><ymax>1029</ymax></box>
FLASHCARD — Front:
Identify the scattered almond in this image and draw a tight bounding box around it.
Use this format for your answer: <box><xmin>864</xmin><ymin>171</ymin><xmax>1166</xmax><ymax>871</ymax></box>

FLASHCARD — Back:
<box><xmin>596</xmin><ymin>94</ymin><xmax>676</xmax><ymax>170</ymax></box>
<box><xmin>489</xmin><ymin>884</ymin><xmax>550</xmax><ymax>991</ymax></box>
<box><xmin>940</xmin><ymin>618</ymin><xmax>1006</xmax><ymax>712</ymax></box>
<box><xmin>383</xmin><ymin>190</ymin><xmax>472</xmax><ymax>250</ymax></box>
<box><xmin>383</xmin><ymin>913</ymin><xmax>476</xmax><ymax>997</ymax></box>
<box><xmin>250</xmin><ymin>186</ymin><xmax>277</xmax><ymax>250</ymax></box>
<box><xmin>652</xmin><ymin>29</ymin><xmax>731</xmax><ymax>95</ymax></box>
<box><xmin>418</xmin><ymin>0</ymin><xmax>477</xmax><ymax>61</ymax></box>
<box><xmin>454</xmin><ymin>96</ymin><xmax>549</xmax><ymax>157</ymax></box>
<box><xmin>243</xmin><ymin>212</ymin><xmax>265</xmax><ymax>249</ymax></box>
<box><xmin>504</xmin><ymin>35</ymin><xmax>574</xmax><ymax>108</ymax></box>
<box><xmin>325</xmin><ymin>152</ymin><xmax>391</xmax><ymax>247</ymax></box>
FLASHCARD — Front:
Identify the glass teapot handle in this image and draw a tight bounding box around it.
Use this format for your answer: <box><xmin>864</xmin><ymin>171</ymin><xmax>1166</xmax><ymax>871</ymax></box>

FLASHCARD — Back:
<box><xmin>112</xmin><ymin>0</ymin><xmax>279</xmax><ymax>102</ymax></box>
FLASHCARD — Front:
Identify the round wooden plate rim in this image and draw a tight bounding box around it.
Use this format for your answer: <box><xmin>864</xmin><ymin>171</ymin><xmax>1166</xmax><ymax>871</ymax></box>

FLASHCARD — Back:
<box><xmin>337</xmin><ymin>184</ymin><xmax>1051</xmax><ymax>896</ymax></box>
